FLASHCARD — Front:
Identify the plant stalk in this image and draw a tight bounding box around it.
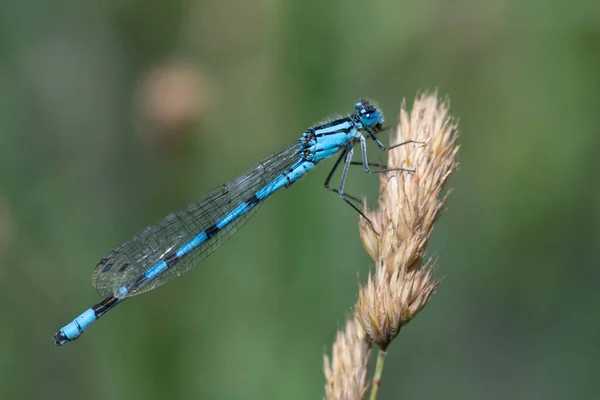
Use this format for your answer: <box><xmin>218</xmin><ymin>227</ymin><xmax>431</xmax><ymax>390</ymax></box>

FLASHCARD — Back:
<box><xmin>369</xmin><ymin>348</ymin><xmax>388</xmax><ymax>400</ymax></box>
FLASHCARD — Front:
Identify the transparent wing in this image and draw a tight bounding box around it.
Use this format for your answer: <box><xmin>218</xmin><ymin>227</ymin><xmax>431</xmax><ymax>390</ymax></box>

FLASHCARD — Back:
<box><xmin>92</xmin><ymin>143</ymin><xmax>301</xmax><ymax>297</ymax></box>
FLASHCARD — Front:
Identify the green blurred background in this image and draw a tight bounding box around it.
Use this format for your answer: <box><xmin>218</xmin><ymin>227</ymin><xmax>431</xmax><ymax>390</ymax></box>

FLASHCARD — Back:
<box><xmin>1</xmin><ymin>0</ymin><xmax>599</xmax><ymax>399</ymax></box>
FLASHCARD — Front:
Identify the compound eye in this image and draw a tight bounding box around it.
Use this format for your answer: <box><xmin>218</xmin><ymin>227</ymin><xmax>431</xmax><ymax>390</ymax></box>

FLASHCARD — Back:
<box><xmin>360</xmin><ymin>112</ymin><xmax>380</xmax><ymax>128</ymax></box>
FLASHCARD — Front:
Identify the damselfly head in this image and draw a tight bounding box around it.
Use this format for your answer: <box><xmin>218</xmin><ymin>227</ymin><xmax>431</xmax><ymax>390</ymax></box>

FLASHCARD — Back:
<box><xmin>354</xmin><ymin>99</ymin><xmax>384</xmax><ymax>131</ymax></box>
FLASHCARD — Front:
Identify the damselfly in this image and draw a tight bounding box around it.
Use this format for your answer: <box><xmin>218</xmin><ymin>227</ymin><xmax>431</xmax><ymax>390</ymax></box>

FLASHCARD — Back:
<box><xmin>53</xmin><ymin>100</ymin><xmax>416</xmax><ymax>346</ymax></box>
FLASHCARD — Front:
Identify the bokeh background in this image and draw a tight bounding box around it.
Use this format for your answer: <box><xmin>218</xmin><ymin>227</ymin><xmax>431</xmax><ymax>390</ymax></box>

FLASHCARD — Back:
<box><xmin>1</xmin><ymin>0</ymin><xmax>599</xmax><ymax>399</ymax></box>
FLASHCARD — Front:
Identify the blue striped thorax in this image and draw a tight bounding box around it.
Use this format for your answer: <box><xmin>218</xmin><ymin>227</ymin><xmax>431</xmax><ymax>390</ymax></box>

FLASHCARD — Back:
<box><xmin>297</xmin><ymin>100</ymin><xmax>384</xmax><ymax>164</ymax></box>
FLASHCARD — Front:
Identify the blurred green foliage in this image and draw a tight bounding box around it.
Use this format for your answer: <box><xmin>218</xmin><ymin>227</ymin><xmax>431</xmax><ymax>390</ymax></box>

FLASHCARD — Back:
<box><xmin>1</xmin><ymin>0</ymin><xmax>600</xmax><ymax>399</ymax></box>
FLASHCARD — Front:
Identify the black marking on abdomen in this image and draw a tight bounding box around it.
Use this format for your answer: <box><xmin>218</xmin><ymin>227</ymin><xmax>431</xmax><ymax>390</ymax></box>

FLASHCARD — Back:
<box><xmin>102</xmin><ymin>263</ymin><xmax>113</xmax><ymax>272</ymax></box>
<box><xmin>92</xmin><ymin>296</ymin><xmax>119</xmax><ymax>316</ymax></box>
<box><xmin>205</xmin><ymin>224</ymin><xmax>219</xmax><ymax>239</ymax></box>
<box><xmin>283</xmin><ymin>172</ymin><xmax>294</xmax><ymax>189</ymax></box>
<box><xmin>246</xmin><ymin>194</ymin><xmax>260</xmax><ymax>207</ymax></box>
<box><xmin>126</xmin><ymin>274</ymin><xmax>148</xmax><ymax>294</ymax></box>
<box><xmin>165</xmin><ymin>253</ymin><xmax>180</xmax><ymax>268</ymax></box>
<box><xmin>118</xmin><ymin>263</ymin><xmax>129</xmax><ymax>272</ymax></box>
